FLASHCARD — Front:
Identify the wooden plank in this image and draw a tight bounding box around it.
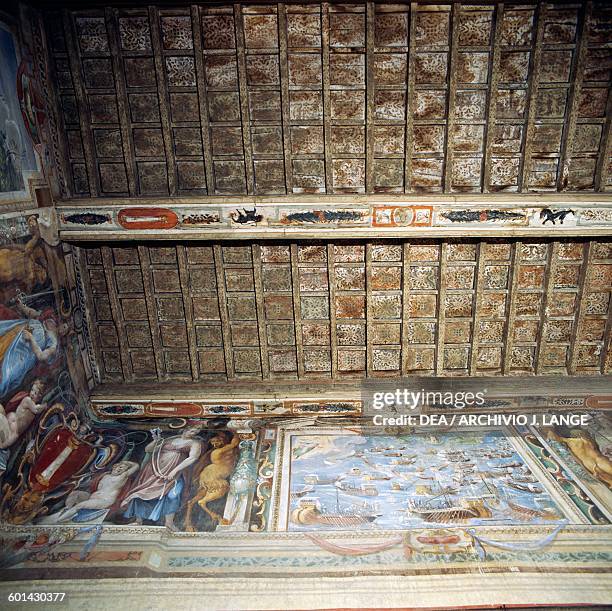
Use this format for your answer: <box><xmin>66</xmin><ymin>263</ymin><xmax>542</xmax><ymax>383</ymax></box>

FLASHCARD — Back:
<box><xmin>213</xmin><ymin>244</ymin><xmax>235</xmax><ymax>378</ymax></box>
<box><xmin>191</xmin><ymin>4</ymin><xmax>215</xmax><ymax>194</ymax></box>
<box><xmin>482</xmin><ymin>3</ymin><xmax>504</xmax><ymax>192</ymax></box>
<box><xmin>401</xmin><ymin>241</ymin><xmax>411</xmax><ymax>374</ymax></box>
<box><xmin>469</xmin><ymin>242</ymin><xmax>486</xmax><ymax>374</ymax></box>
<box><xmin>100</xmin><ymin>246</ymin><xmax>132</xmax><ymax>381</ymax></box>
<box><xmin>62</xmin><ymin>10</ymin><xmax>100</xmax><ymax>197</ymax></box>
<box><xmin>602</xmin><ymin>313</ymin><xmax>612</xmax><ymax>374</ymax></box>
<box><xmin>327</xmin><ymin>243</ymin><xmax>338</xmax><ymax>376</ymax></box>
<box><xmin>148</xmin><ymin>6</ymin><xmax>178</xmax><ymax>195</ymax></box>
<box><xmin>435</xmin><ymin>242</ymin><xmax>448</xmax><ymax>375</ymax></box>
<box><xmin>365</xmin><ymin>242</ymin><xmax>374</xmax><ymax>376</ymax></box>
<box><xmin>568</xmin><ymin>241</ymin><xmax>592</xmax><ymax>374</ymax></box>
<box><xmin>176</xmin><ymin>245</ymin><xmax>200</xmax><ymax>381</ymax></box>
<box><xmin>76</xmin><ymin>247</ymin><xmax>105</xmax><ymax>383</ymax></box>
<box><xmin>252</xmin><ymin>243</ymin><xmax>271</xmax><ymax>379</ymax></box>
<box><xmin>502</xmin><ymin>241</ymin><xmax>521</xmax><ymax>374</ymax></box>
<box><xmin>233</xmin><ymin>3</ymin><xmax>255</xmax><ymax>194</ymax></box>
<box><xmin>558</xmin><ymin>1</ymin><xmax>591</xmax><ymax>190</ymax></box>
<box><xmin>519</xmin><ymin>3</ymin><xmax>546</xmax><ymax>191</ymax></box>
<box><xmin>365</xmin><ymin>1</ymin><xmax>375</xmax><ymax>194</ymax></box>
<box><xmin>137</xmin><ymin>245</ymin><xmax>166</xmax><ymax>380</ymax></box>
<box><xmin>404</xmin><ymin>3</ymin><xmax>417</xmax><ymax>192</ymax></box>
<box><xmin>290</xmin><ymin>244</ymin><xmax>306</xmax><ymax>378</ymax></box>
<box><xmin>534</xmin><ymin>241</ymin><xmax>558</xmax><ymax>374</ymax></box>
<box><xmin>35</xmin><ymin>12</ymin><xmax>72</xmax><ymax>197</ymax></box>
<box><xmin>594</xmin><ymin>87</ymin><xmax>612</xmax><ymax>191</ymax></box>
<box><xmin>601</xmin><ymin>256</ymin><xmax>612</xmax><ymax>373</ymax></box>
<box><xmin>321</xmin><ymin>2</ymin><xmax>333</xmax><ymax>193</ymax></box>
<box><xmin>105</xmin><ymin>7</ymin><xmax>137</xmax><ymax>196</ymax></box>
<box><xmin>278</xmin><ymin>3</ymin><xmax>293</xmax><ymax>194</ymax></box>
<box><xmin>442</xmin><ymin>3</ymin><xmax>461</xmax><ymax>192</ymax></box>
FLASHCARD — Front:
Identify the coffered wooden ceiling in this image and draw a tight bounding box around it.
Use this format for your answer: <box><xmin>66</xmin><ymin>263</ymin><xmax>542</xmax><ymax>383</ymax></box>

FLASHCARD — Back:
<box><xmin>44</xmin><ymin>2</ymin><xmax>612</xmax><ymax>199</ymax></box>
<box><xmin>76</xmin><ymin>239</ymin><xmax>612</xmax><ymax>384</ymax></box>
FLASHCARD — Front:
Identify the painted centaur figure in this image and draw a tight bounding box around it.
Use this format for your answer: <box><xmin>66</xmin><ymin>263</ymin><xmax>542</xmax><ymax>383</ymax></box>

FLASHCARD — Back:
<box><xmin>184</xmin><ymin>432</ymin><xmax>240</xmax><ymax>531</ymax></box>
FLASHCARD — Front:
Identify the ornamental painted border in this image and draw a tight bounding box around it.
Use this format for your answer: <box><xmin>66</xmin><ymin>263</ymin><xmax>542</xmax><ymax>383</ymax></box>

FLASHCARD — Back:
<box><xmin>89</xmin><ymin>393</ymin><xmax>612</xmax><ymax>420</ymax></box>
<box><xmin>56</xmin><ymin>201</ymin><xmax>612</xmax><ymax>239</ymax></box>
<box><xmin>90</xmin><ymin>398</ymin><xmax>363</xmax><ymax>420</ymax></box>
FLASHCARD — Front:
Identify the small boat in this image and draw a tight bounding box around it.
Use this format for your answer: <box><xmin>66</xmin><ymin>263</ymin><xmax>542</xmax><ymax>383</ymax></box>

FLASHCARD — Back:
<box><xmin>391</xmin><ymin>482</ymin><xmax>404</xmax><ymax>491</ymax></box>
<box><xmin>458</xmin><ymin>464</ymin><xmax>476</xmax><ymax>472</ymax></box>
<box><xmin>512</xmin><ymin>473</ymin><xmax>538</xmax><ymax>484</ymax></box>
<box><xmin>408</xmin><ymin>498</ymin><xmax>492</xmax><ymax>523</ymax></box>
<box><xmin>433</xmin><ymin>463</ymin><xmax>449</xmax><ymax>470</ymax></box>
<box><xmin>392</xmin><ymin>469</ymin><xmax>414</xmax><ymax>482</ymax></box>
<box><xmin>335</xmin><ymin>481</ymin><xmax>379</xmax><ymax>497</ymax></box>
<box><xmin>363</xmin><ymin>474</ymin><xmax>391</xmax><ymax>481</ymax></box>
<box><xmin>391</xmin><ymin>457</ymin><xmax>417</xmax><ymax>466</ymax></box>
<box><xmin>453</xmin><ymin>476</ymin><xmax>479</xmax><ymax>486</ymax></box>
<box><xmin>496</xmin><ymin>462</ymin><xmax>522</xmax><ymax>469</ymax></box>
<box><xmin>507</xmin><ymin>500</ymin><xmax>559</xmax><ymax>520</ymax></box>
<box><xmin>505</xmin><ymin>480</ymin><xmax>543</xmax><ymax>494</ymax></box>
<box><xmin>304</xmin><ymin>474</ymin><xmax>338</xmax><ymax>486</ymax></box>
<box><xmin>415</xmin><ymin>484</ymin><xmax>434</xmax><ymax>496</ymax></box>
<box><xmin>290</xmin><ymin>485</ymin><xmax>315</xmax><ymax>501</ymax></box>
<box><xmin>478</xmin><ymin>470</ymin><xmax>506</xmax><ymax>479</ymax></box>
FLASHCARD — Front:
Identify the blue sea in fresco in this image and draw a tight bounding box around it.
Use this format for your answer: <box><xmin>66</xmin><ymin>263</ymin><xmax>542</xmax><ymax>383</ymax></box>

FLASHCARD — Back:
<box><xmin>287</xmin><ymin>431</ymin><xmax>566</xmax><ymax>531</ymax></box>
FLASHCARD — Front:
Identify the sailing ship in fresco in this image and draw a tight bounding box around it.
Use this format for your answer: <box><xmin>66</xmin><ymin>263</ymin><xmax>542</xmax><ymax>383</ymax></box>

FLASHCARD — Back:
<box><xmin>407</xmin><ymin>471</ymin><xmax>498</xmax><ymax>523</ymax></box>
<box><xmin>287</xmin><ymin>432</ymin><xmax>566</xmax><ymax>531</ymax></box>
<box><xmin>303</xmin><ymin>474</ymin><xmax>338</xmax><ymax>486</ymax></box>
<box><xmin>391</xmin><ymin>456</ymin><xmax>417</xmax><ymax>466</ymax></box>
<box><xmin>291</xmin><ymin>498</ymin><xmax>379</xmax><ymax>527</ymax></box>
<box><xmin>335</xmin><ymin>481</ymin><xmax>379</xmax><ymax>497</ymax></box>
<box><xmin>408</xmin><ymin>497</ymin><xmax>493</xmax><ymax>523</ymax></box>
<box><xmin>289</xmin><ymin>485</ymin><xmax>315</xmax><ymax>502</ymax></box>
<box><xmin>507</xmin><ymin>500</ymin><xmax>560</xmax><ymax>520</ymax></box>
<box><xmin>504</xmin><ymin>480</ymin><xmax>544</xmax><ymax>494</ymax></box>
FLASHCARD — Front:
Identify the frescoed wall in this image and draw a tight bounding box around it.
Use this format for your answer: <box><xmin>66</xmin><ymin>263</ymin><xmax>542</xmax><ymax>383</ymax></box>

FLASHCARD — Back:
<box><xmin>269</xmin><ymin>425</ymin><xmax>608</xmax><ymax>533</ymax></box>
<box><xmin>2</xmin><ymin>419</ymin><xmax>243</xmax><ymax>532</ymax></box>
<box><xmin>0</xmin><ymin>209</ymin><xmax>90</xmax><ymax>520</ymax></box>
<box><xmin>1</xmin><ymin>417</ymin><xmax>611</xmax><ymax>588</ymax></box>
<box><xmin>3</xmin><ymin>417</ymin><xmax>610</xmax><ymax>532</ymax></box>
<box><xmin>0</xmin><ymin>19</ymin><xmax>39</xmax><ymax>201</ymax></box>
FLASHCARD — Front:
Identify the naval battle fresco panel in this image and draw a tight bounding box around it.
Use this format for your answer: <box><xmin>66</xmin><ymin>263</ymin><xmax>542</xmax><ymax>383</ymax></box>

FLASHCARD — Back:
<box><xmin>273</xmin><ymin>426</ymin><xmax>610</xmax><ymax>532</ymax></box>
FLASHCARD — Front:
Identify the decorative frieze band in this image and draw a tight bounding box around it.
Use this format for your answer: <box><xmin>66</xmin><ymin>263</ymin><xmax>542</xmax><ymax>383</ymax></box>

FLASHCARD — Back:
<box><xmin>58</xmin><ymin>197</ymin><xmax>612</xmax><ymax>239</ymax></box>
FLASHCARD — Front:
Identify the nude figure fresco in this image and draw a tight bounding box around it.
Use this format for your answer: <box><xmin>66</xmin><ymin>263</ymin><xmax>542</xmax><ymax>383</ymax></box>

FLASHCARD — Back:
<box><xmin>0</xmin><ymin>211</ymin><xmax>86</xmax><ymax>520</ymax></box>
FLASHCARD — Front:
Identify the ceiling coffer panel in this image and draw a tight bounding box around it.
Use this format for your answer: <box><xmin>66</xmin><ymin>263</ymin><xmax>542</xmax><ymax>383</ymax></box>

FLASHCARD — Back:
<box><xmin>76</xmin><ymin>239</ymin><xmax>612</xmax><ymax>383</ymax></box>
<box><xmin>45</xmin><ymin>2</ymin><xmax>612</xmax><ymax>198</ymax></box>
